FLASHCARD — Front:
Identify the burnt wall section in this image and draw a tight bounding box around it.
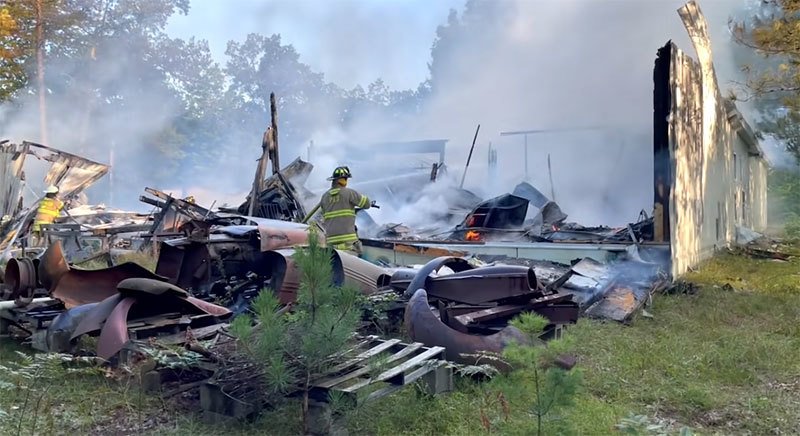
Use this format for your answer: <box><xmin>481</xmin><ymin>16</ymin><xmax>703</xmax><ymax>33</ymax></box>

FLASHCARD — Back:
<box><xmin>656</xmin><ymin>1</ymin><xmax>768</xmax><ymax>277</ymax></box>
<box><xmin>653</xmin><ymin>42</ymin><xmax>672</xmax><ymax>243</ymax></box>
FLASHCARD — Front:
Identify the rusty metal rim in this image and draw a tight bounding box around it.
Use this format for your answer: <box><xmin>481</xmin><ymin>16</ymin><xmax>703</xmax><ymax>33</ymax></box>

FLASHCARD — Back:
<box><xmin>402</xmin><ymin>256</ymin><xmax>474</xmax><ymax>299</ymax></box>
<box><xmin>4</xmin><ymin>257</ymin><xmax>37</xmax><ymax>293</ymax></box>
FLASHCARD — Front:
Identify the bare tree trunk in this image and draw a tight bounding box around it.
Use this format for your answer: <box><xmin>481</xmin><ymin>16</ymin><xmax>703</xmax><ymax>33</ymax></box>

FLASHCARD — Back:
<box><xmin>269</xmin><ymin>92</ymin><xmax>280</xmax><ymax>174</ymax></box>
<box><xmin>302</xmin><ymin>373</ymin><xmax>310</xmax><ymax>435</ymax></box>
<box><xmin>34</xmin><ymin>0</ymin><xmax>48</xmax><ymax>145</ymax></box>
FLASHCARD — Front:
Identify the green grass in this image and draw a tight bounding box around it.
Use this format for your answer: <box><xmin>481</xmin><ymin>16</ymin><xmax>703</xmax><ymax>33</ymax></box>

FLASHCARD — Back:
<box><xmin>2</xmin><ymin>248</ymin><xmax>799</xmax><ymax>435</ymax></box>
<box><xmin>0</xmin><ymin>342</ymin><xmax>168</xmax><ymax>435</ymax></box>
<box><xmin>682</xmin><ymin>249</ymin><xmax>800</xmax><ymax>295</ymax></box>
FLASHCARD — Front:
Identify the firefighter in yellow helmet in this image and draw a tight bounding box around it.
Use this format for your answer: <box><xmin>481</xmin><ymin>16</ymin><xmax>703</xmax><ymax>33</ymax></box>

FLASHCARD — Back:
<box><xmin>31</xmin><ymin>185</ymin><xmax>64</xmax><ymax>246</ymax></box>
<box><xmin>319</xmin><ymin>166</ymin><xmax>374</xmax><ymax>255</ymax></box>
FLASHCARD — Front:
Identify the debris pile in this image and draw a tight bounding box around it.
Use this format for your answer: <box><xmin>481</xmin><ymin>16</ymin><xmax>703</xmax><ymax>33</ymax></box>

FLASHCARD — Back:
<box><xmin>0</xmin><ymin>117</ymin><xmax>669</xmax><ymax>423</ymax></box>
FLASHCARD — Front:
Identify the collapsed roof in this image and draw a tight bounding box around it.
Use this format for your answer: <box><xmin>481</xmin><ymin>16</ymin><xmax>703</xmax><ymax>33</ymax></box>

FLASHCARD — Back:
<box><xmin>0</xmin><ymin>140</ymin><xmax>109</xmax><ymax>218</ymax></box>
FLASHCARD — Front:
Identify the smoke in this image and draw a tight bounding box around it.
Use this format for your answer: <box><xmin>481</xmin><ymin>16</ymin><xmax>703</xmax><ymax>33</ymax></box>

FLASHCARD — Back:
<box><xmin>2</xmin><ymin>0</ymin><xmax>756</xmax><ymax>227</ymax></box>
<box><xmin>1</xmin><ymin>73</ymin><xmax>183</xmax><ymax>209</ymax></box>
<box><xmin>303</xmin><ymin>0</ymin><xmax>751</xmax><ymax>227</ymax></box>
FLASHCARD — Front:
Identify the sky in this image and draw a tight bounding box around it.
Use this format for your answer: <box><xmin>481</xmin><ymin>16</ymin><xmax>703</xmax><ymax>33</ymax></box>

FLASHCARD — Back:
<box><xmin>166</xmin><ymin>0</ymin><xmax>464</xmax><ymax>91</ymax></box>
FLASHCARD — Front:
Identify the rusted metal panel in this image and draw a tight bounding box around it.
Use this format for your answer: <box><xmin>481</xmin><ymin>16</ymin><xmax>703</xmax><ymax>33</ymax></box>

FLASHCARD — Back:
<box><xmin>24</xmin><ymin>141</ymin><xmax>109</xmax><ymax>201</ymax></box>
<box><xmin>423</xmin><ymin>265</ymin><xmax>540</xmax><ymax>305</ymax></box>
<box><xmin>67</xmin><ymin>278</ymin><xmax>231</xmax><ymax>360</ymax></box>
<box><xmin>70</xmin><ymin>294</ymin><xmax>123</xmax><ymax>340</ymax></box>
<box><xmin>96</xmin><ymin>296</ymin><xmax>136</xmax><ymax>360</ymax></box>
<box><xmin>331</xmin><ymin>249</ymin><xmax>390</xmax><ymax>294</ymax></box>
<box><xmin>404</xmin><ymin>289</ymin><xmax>529</xmax><ymax>372</ymax></box>
<box><xmin>40</xmin><ymin>240</ymin><xmax>167</xmax><ymax>308</ymax></box>
<box><xmin>258</xmin><ymin>225</ymin><xmax>310</xmax><ymax>252</ymax></box>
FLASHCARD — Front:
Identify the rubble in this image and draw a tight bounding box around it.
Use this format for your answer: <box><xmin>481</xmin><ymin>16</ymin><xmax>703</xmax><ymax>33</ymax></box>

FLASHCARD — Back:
<box><xmin>0</xmin><ymin>111</ymin><xmax>671</xmax><ymax>421</ymax></box>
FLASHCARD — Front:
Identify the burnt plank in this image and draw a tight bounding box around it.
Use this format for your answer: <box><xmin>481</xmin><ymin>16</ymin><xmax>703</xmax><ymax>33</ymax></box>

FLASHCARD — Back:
<box><xmin>324</xmin><ymin>338</ymin><xmax>401</xmax><ymax>375</ymax></box>
<box><xmin>375</xmin><ymin>346</ymin><xmax>444</xmax><ymax>384</ymax></box>
<box><xmin>315</xmin><ymin>342</ymin><xmax>424</xmax><ymax>389</ymax></box>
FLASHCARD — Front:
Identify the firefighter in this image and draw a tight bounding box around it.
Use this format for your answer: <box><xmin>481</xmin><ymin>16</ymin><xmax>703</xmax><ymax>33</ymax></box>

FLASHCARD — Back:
<box><xmin>31</xmin><ymin>185</ymin><xmax>64</xmax><ymax>246</ymax></box>
<box><xmin>319</xmin><ymin>166</ymin><xmax>374</xmax><ymax>255</ymax></box>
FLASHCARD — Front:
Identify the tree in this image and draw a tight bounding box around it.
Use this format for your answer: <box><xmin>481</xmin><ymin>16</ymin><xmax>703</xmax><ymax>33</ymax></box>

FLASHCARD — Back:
<box><xmin>230</xmin><ymin>230</ymin><xmax>361</xmax><ymax>433</ymax></box>
<box><xmin>0</xmin><ymin>0</ymin><xmax>84</xmax><ymax>136</ymax></box>
<box><xmin>502</xmin><ymin>313</ymin><xmax>581</xmax><ymax>436</ymax></box>
<box><xmin>733</xmin><ymin>0</ymin><xmax>800</xmax><ymax>163</ymax></box>
<box><xmin>0</xmin><ymin>4</ymin><xmax>28</xmax><ymax>101</ymax></box>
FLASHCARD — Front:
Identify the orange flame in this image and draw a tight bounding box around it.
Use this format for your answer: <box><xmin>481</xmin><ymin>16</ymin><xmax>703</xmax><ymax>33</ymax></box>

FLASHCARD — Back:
<box><xmin>465</xmin><ymin>230</ymin><xmax>481</xmax><ymax>241</ymax></box>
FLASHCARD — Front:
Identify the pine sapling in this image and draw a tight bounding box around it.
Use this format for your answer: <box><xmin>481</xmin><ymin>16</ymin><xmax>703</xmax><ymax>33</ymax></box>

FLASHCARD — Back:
<box><xmin>231</xmin><ymin>228</ymin><xmax>361</xmax><ymax>432</ymax></box>
<box><xmin>502</xmin><ymin>313</ymin><xmax>581</xmax><ymax>436</ymax></box>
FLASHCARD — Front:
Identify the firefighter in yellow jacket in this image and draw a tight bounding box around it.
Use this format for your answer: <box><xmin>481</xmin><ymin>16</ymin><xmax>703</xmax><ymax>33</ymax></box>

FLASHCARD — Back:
<box><xmin>31</xmin><ymin>185</ymin><xmax>64</xmax><ymax>246</ymax></box>
<box><xmin>319</xmin><ymin>166</ymin><xmax>373</xmax><ymax>255</ymax></box>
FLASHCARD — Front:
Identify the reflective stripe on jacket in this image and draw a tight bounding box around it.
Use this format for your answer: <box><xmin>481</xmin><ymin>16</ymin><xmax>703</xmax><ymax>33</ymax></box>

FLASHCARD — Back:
<box><xmin>33</xmin><ymin>197</ymin><xmax>64</xmax><ymax>231</ymax></box>
<box><xmin>320</xmin><ymin>187</ymin><xmax>370</xmax><ymax>244</ymax></box>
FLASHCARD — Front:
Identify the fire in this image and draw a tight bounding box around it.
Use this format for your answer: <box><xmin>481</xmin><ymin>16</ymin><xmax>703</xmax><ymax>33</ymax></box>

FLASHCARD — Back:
<box><xmin>465</xmin><ymin>230</ymin><xmax>482</xmax><ymax>241</ymax></box>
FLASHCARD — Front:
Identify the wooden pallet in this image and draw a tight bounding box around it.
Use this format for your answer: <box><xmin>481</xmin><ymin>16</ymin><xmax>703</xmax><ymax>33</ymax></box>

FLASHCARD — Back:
<box><xmin>306</xmin><ymin>336</ymin><xmax>453</xmax><ymax>434</ymax></box>
<box><xmin>199</xmin><ymin>336</ymin><xmax>454</xmax><ymax>430</ymax></box>
<box><xmin>311</xmin><ymin>336</ymin><xmax>452</xmax><ymax>403</ymax></box>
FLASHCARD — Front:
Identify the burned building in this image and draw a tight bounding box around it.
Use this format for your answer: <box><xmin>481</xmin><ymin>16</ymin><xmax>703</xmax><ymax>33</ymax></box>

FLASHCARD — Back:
<box><xmin>653</xmin><ymin>2</ymin><xmax>769</xmax><ymax>276</ymax></box>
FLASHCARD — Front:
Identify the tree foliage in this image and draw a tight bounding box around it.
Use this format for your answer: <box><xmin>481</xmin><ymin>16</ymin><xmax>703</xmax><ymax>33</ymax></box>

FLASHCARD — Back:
<box><xmin>0</xmin><ymin>0</ymin><xmax>476</xmax><ymax>202</ymax></box>
<box><xmin>733</xmin><ymin>0</ymin><xmax>800</xmax><ymax>163</ymax></box>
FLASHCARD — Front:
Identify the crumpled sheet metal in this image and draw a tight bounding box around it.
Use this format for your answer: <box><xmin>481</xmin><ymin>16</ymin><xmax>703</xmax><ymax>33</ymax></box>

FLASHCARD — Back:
<box><xmin>404</xmin><ymin>288</ymin><xmax>529</xmax><ymax>372</ymax></box>
<box><xmin>264</xmin><ymin>248</ymin><xmax>368</xmax><ymax>303</ymax></box>
<box><xmin>263</xmin><ymin>249</ymin><xmax>301</xmax><ymax>304</ymax></box>
<box><xmin>258</xmin><ymin>225</ymin><xmax>311</xmax><ymax>252</ymax></box>
<box><xmin>397</xmin><ymin>256</ymin><xmax>541</xmax><ymax>304</ymax></box>
<box><xmin>331</xmin><ymin>249</ymin><xmax>390</xmax><ymax>294</ymax></box>
<box><xmin>69</xmin><ymin>294</ymin><xmax>122</xmax><ymax>340</ymax></box>
<box><xmin>422</xmin><ymin>265</ymin><xmax>540</xmax><ymax>305</ymax></box>
<box><xmin>97</xmin><ymin>296</ymin><xmax>136</xmax><ymax>360</ymax></box>
<box><xmin>70</xmin><ymin>278</ymin><xmax>232</xmax><ymax>360</ymax></box>
<box><xmin>46</xmin><ymin>302</ymin><xmax>98</xmax><ymax>352</ymax></box>
<box><xmin>39</xmin><ymin>240</ymin><xmax>167</xmax><ymax>308</ymax></box>
<box><xmin>401</xmin><ymin>256</ymin><xmax>473</xmax><ymax>299</ymax></box>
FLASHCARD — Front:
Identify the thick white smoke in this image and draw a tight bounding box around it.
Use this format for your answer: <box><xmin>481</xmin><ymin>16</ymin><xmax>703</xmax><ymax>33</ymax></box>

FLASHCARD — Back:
<box><xmin>2</xmin><ymin>0</ymin><xmax>757</xmax><ymax>227</ymax></box>
<box><xmin>301</xmin><ymin>0</ymin><xmax>752</xmax><ymax>227</ymax></box>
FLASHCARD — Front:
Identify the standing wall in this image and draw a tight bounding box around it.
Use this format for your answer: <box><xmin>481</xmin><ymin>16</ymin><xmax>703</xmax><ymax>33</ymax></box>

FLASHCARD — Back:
<box><xmin>653</xmin><ymin>1</ymin><xmax>768</xmax><ymax>277</ymax></box>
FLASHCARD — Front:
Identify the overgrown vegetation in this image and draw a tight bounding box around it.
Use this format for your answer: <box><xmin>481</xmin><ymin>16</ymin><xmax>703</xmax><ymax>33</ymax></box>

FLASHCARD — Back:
<box><xmin>0</xmin><ymin>345</ymin><xmax>170</xmax><ymax>435</ymax></box>
<box><xmin>2</xmin><ymin>243</ymin><xmax>799</xmax><ymax>435</ymax></box>
<box><xmin>229</xmin><ymin>229</ymin><xmax>362</xmax><ymax>432</ymax></box>
<box><xmin>768</xmin><ymin>168</ymin><xmax>800</xmax><ymax>239</ymax></box>
<box><xmin>501</xmin><ymin>313</ymin><xmax>581</xmax><ymax>435</ymax></box>
<box><xmin>733</xmin><ymin>1</ymin><xmax>800</xmax><ymax>160</ymax></box>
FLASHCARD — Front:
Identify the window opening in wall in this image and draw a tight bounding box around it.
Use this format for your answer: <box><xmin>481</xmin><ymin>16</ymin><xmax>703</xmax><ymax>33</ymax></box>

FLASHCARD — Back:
<box><xmin>741</xmin><ymin>160</ymin><xmax>744</xmax><ymax>182</ymax></box>
<box><xmin>716</xmin><ymin>201</ymin><xmax>721</xmax><ymax>241</ymax></box>
<box><xmin>733</xmin><ymin>153</ymin><xmax>738</xmax><ymax>181</ymax></box>
<box><xmin>742</xmin><ymin>189</ymin><xmax>746</xmax><ymax>225</ymax></box>
<box><xmin>734</xmin><ymin>191</ymin><xmax>738</xmax><ymax>222</ymax></box>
